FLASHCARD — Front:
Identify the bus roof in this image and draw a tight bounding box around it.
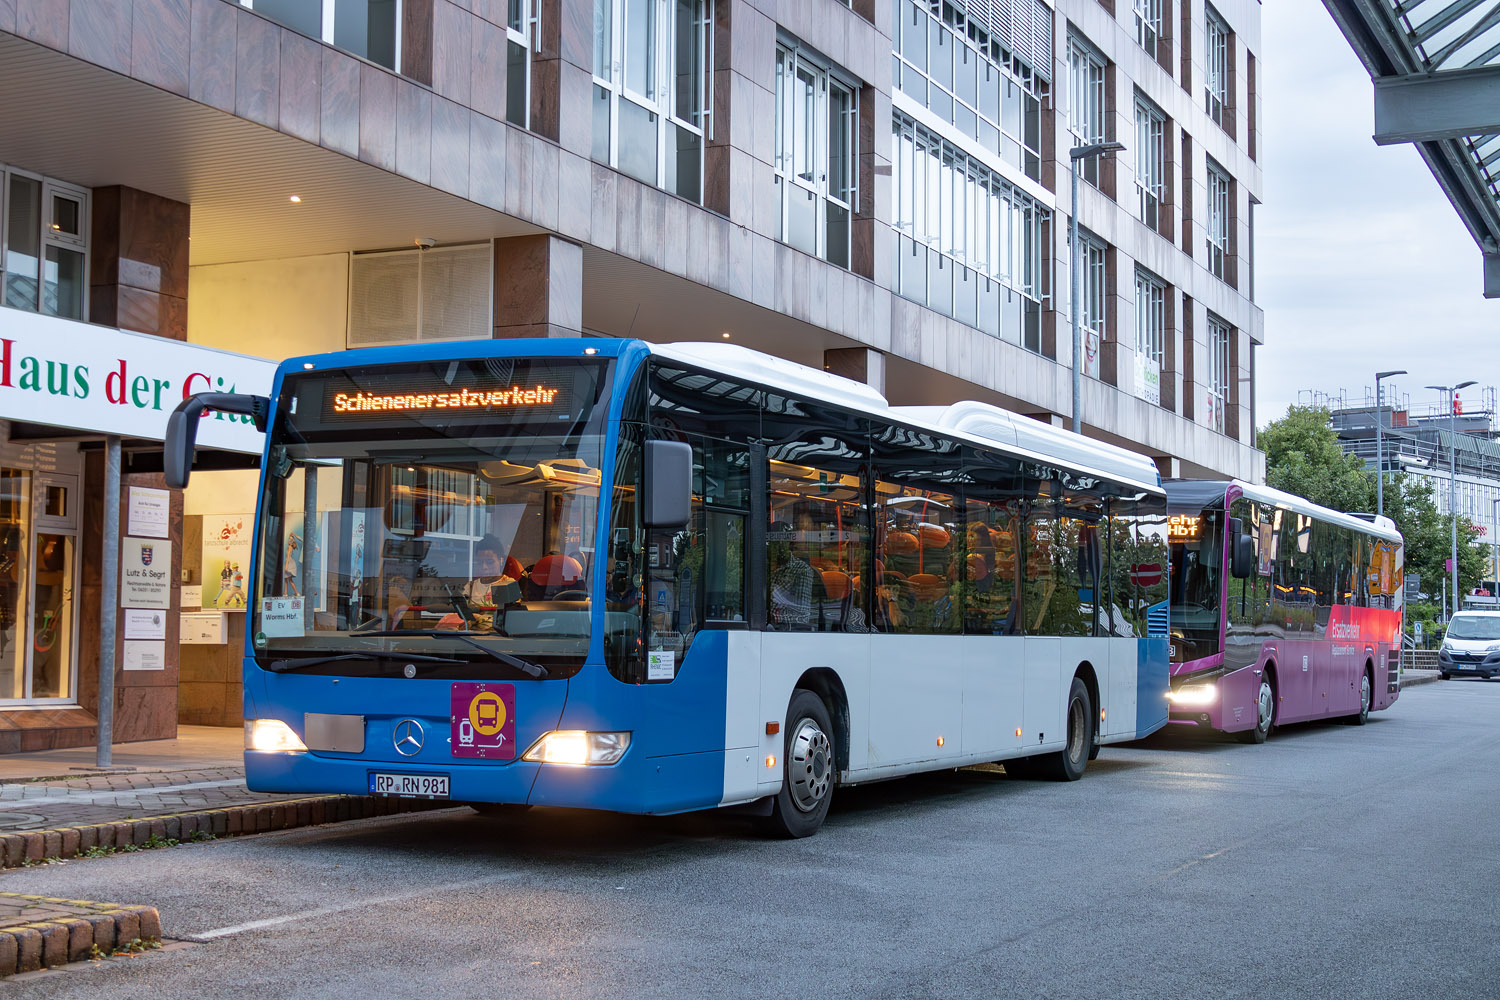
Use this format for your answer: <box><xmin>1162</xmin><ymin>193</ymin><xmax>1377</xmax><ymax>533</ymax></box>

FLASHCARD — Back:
<box><xmin>1165</xmin><ymin>478</ymin><xmax>1404</xmax><ymax>543</ymax></box>
<box><xmin>651</xmin><ymin>341</ymin><xmax>1164</xmax><ymax>495</ymax></box>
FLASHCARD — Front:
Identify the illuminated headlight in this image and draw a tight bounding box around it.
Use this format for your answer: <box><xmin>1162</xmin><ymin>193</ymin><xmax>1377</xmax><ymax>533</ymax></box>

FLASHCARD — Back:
<box><xmin>244</xmin><ymin>719</ymin><xmax>308</xmax><ymax>752</ymax></box>
<box><xmin>522</xmin><ymin>731</ymin><xmax>631</xmax><ymax>765</ymax></box>
<box><xmin>1167</xmin><ymin>685</ymin><xmax>1218</xmax><ymax>707</ymax></box>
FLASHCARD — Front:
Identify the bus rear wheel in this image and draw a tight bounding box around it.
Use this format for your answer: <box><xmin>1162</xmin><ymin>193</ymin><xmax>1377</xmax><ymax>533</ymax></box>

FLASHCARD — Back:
<box><xmin>1031</xmin><ymin>677</ymin><xmax>1093</xmax><ymax>782</ymax></box>
<box><xmin>760</xmin><ymin>689</ymin><xmax>835</xmax><ymax>838</ymax></box>
<box><xmin>1239</xmin><ymin>674</ymin><xmax>1275</xmax><ymax>744</ymax></box>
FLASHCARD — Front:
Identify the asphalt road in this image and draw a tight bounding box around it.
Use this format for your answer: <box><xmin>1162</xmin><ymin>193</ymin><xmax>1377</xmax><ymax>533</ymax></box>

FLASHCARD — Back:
<box><xmin>6</xmin><ymin>680</ymin><xmax>1498</xmax><ymax>999</ymax></box>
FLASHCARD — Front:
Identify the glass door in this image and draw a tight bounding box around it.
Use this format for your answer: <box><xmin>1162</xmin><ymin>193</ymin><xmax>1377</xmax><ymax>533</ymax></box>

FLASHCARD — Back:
<box><xmin>25</xmin><ymin>472</ymin><xmax>78</xmax><ymax>702</ymax></box>
<box><xmin>0</xmin><ymin>467</ymin><xmax>30</xmax><ymax>700</ymax></box>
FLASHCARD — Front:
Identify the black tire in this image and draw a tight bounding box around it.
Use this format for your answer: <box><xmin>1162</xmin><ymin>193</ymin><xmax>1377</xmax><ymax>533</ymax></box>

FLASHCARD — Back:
<box><xmin>1031</xmin><ymin>677</ymin><xmax>1093</xmax><ymax>782</ymax></box>
<box><xmin>1238</xmin><ymin>672</ymin><xmax>1275</xmax><ymax>744</ymax></box>
<box><xmin>1348</xmin><ymin>668</ymin><xmax>1372</xmax><ymax>726</ymax></box>
<box><xmin>759</xmin><ymin>690</ymin><xmax>835</xmax><ymax>838</ymax></box>
<box><xmin>1439</xmin><ymin>672</ymin><xmax>1450</xmax><ymax>680</ymax></box>
<box><xmin>469</xmin><ymin>803</ymin><xmax>532</xmax><ymax>819</ymax></box>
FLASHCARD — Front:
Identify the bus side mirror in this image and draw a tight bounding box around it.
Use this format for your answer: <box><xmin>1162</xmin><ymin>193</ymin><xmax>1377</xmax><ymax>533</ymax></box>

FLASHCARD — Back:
<box><xmin>1228</xmin><ymin>516</ymin><xmax>1255</xmax><ymax>578</ymax></box>
<box><xmin>644</xmin><ymin>440</ymin><xmax>692</xmax><ymax>528</ymax></box>
<box><xmin>164</xmin><ymin>392</ymin><xmax>271</xmax><ymax>489</ymax></box>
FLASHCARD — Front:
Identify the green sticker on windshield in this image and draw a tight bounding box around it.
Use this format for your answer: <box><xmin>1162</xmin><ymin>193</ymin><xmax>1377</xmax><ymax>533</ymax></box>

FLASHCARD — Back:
<box><xmin>254</xmin><ymin>632</ymin><xmax>268</xmax><ymax>647</ymax></box>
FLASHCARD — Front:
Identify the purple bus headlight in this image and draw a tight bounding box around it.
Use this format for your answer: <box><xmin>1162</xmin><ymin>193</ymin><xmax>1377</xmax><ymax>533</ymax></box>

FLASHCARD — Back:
<box><xmin>522</xmin><ymin>731</ymin><xmax>631</xmax><ymax>766</ymax></box>
<box><xmin>1166</xmin><ymin>685</ymin><xmax>1218</xmax><ymax>707</ymax></box>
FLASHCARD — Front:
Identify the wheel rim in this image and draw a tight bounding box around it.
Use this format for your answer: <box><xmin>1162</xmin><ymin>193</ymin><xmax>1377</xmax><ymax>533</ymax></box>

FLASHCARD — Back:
<box><xmin>1066</xmin><ymin>694</ymin><xmax>1086</xmax><ymax>764</ymax></box>
<box><xmin>788</xmin><ymin>717</ymin><xmax>833</xmax><ymax>813</ymax></box>
<box><xmin>1361</xmin><ymin>674</ymin><xmax>1371</xmax><ymax>716</ymax></box>
<box><xmin>1257</xmin><ymin>680</ymin><xmax>1274</xmax><ymax>733</ymax></box>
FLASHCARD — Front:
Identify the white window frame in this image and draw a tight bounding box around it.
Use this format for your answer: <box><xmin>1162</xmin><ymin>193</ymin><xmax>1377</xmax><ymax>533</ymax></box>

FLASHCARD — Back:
<box><xmin>234</xmin><ymin>0</ymin><xmax>405</xmax><ymax>71</ymax></box>
<box><xmin>1206</xmin><ymin>158</ymin><xmax>1231</xmax><ymax>280</ymax></box>
<box><xmin>505</xmin><ymin>0</ymin><xmax>541</xmax><ymax>129</ymax></box>
<box><xmin>346</xmin><ymin>243</ymin><xmax>495</xmax><ymax>348</ymax></box>
<box><xmin>1077</xmin><ymin>229</ymin><xmax>1107</xmax><ymax>344</ymax></box>
<box><xmin>1206</xmin><ymin>313</ymin><xmax>1232</xmax><ymax>433</ymax></box>
<box><xmin>1205</xmin><ymin>5</ymin><xmax>1229</xmax><ymax>129</ymax></box>
<box><xmin>1134</xmin><ymin>267</ymin><xmax>1165</xmax><ymax>365</ymax></box>
<box><xmin>591</xmin><ymin>0</ymin><xmax>714</xmax><ymax>204</ymax></box>
<box><xmin>1</xmin><ymin>165</ymin><xmax>90</xmax><ymax>321</ymax></box>
<box><xmin>1134</xmin><ymin>0</ymin><xmax>1161</xmax><ymax>59</ymax></box>
<box><xmin>1135</xmin><ymin>96</ymin><xmax>1165</xmax><ymax>231</ymax></box>
<box><xmin>775</xmin><ymin>41</ymin><xmax>858</xmax><ymax>269</ymax></box>
<box><xmin>1069</xmin><ymin>38</ymin><xmax>1106</xmax><ymax>188</ymax></box>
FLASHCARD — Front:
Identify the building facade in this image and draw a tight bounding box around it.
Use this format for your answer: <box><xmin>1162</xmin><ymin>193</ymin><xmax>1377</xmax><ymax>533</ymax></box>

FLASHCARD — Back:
<box><xmin>0</xmin><ymin>0</ymin><xmax>1263</xmax><ymax>748</ymax></box>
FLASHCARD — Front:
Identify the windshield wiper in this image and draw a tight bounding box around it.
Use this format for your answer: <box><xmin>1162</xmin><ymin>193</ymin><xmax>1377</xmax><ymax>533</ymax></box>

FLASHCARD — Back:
<box><xmin>358</xmin><ymin>630</ymin><xmax>551</xmax><ymax>679</ymax></box>
<box><xmin>266</xmin><ymin>650</ymin><xmax>463</xmax><ymax>672</ymax></box>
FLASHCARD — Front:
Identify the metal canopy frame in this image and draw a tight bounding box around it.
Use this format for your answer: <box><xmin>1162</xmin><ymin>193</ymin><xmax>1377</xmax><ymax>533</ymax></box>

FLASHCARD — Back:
<box><xmin>1324</xmin><ymin>0</ymin><xmax>1500</xmax><ymax>295</ymax></box>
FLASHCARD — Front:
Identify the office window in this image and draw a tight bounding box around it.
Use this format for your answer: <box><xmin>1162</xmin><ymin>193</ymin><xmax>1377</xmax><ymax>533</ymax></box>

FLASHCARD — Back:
<box><xmin>1206</xmin><ymin>158</ymin><xmax>1231</xmax><ymax>280</ymax></box>
<box><xmin>1205</xmin><ymin>5</ymin><xmax>1229</xmax><ymax>129</ymax></box>
<box><xmin>1134</xmin><ymin>0</ymin><xmax>1161</xmax><ymax>59</ymax></box>
<box><xmin>891</xmin><ymin>113</ymin><xmax>1048</xmax><ymax>351</ymax></box>
<box><xmin>234</xmin><ymin>0</ymin><xmax>403</xmax><ymax>71</ymax></box>
<box><xmin>348</xmin><ymin>244</ymin><xmax>493</xmax><ymax>347</ymax></box>
<box><xmin>775</xmin><ymin>43</ymin><xmax>858</xmax><ymax>269</ymax></box>
<box><xmin>0</xmin><ymin>165</ymin><xmax>88</xmax><ymax>321</ymax></box>
<box><xmin>591</xmin><ymin>0</ymin><xmax>713</xmax><ymax>203</ymax></box>
<box><xmin>1135</xmin><ymin>96</ymin><xmax>1165</xmax><ymax>231</ymax></box>
<box><xmin>1206</xmin><ymin>313</ymin><xmax>1231</xmax><ymax>433</ymax></box>
<box><xmin>892</xmin><ymin>0</ymin><xmax>1046</xmax><ymax>182</ymax></box>
<box><xmin>1078</xmin><ymin>230</ymin><xmax>1107</xmax><ymax>374</ymax></box>
<box><xmin>1069</xmin><ymin>38</ymin><xmax>1106</xmax><ymax>188</ymax></box>
<box><xmin>1134</xmin><ymin>267</ymin><xmax>1165</xmax><ymax>404</ymax></box>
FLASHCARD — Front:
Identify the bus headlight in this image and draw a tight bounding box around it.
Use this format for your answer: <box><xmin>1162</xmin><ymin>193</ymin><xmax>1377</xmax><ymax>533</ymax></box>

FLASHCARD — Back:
<box><xmin>245</xmin><ymin>719</ymin><xmax>308</xmax><ymax>752</ymax></box>
<box><xmin>522</xmin><ymin>731</ymin><xmax>631</xmax><ymax>765</ymax></box>
<box><xmin>1167</xmin><ymin>685</ymin><xmax>1218</xmax><ymax>707</ymax></box>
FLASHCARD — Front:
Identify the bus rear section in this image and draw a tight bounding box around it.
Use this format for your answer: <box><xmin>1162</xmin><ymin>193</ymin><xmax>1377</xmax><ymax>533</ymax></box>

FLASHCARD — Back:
<box><xmin>1163</xmin><ymin>480</ymin><xmax>1404</xmax><ymax>742</ymax></box>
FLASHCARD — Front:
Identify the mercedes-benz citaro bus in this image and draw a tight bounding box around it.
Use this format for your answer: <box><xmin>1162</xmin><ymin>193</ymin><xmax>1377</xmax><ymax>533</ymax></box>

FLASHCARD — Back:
<box><xmin>164</xmin><ymin>339</ymin><xmax>1173</xmax><ymax>837</ymax></box>
<box><xmin>1162</xmin><ymin>480</ymin><xmax>1404</xmax><ymax>743</ymax></box>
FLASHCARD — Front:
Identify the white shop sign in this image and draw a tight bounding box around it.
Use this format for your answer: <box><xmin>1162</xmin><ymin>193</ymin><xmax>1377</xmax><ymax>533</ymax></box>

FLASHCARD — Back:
<box><xmin>0</xmin><ymin>310</ymin><xmax>276</xmax><ymax>453</ymax></box>
<box><xmin>1134</xmin><ymin>354</ymin><xmax>1161</xmax><ymax>406</ymax></box>
<box><xmin>121</xmin><ymin>537</ymin><xmax>172</xmax><ymax>610</ymax></box>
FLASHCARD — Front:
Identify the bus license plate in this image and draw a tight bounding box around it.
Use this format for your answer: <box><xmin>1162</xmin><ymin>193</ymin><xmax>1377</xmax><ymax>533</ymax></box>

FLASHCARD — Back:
<box><xmin>369</xmin><ymin>772</ymin><xmax>449</xmax><ymax>799</ymax></box>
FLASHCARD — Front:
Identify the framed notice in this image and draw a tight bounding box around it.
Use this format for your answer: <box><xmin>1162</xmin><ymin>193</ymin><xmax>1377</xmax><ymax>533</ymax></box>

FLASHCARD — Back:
<box><xmin>123</xmin><ymin>640</ymin><xmax>166</xmax><ymax>671</ymax></box>
<box><xmin>121</xmin><ymin>538</ymin><xmax>172</xmax><ymax>610</ymax></box>
<box><xmin>123</xmin><ymin>608</ymin><xmax>167</xmax><ymax>640</ymax></box>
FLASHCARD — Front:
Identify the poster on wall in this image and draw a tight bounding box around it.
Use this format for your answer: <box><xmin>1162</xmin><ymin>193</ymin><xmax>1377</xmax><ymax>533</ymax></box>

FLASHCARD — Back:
<box><xmin>201</xmin><ymin>514</ymin><xmax>253</xmax><ymax>611</ymax></box>
<box><xmin>127</xmin><ymin>487</ymin><xmax>170</xmax><ymax>538</ymax></box>
<box><xmin>281</xmin><ymin>513</ymin><xmax>329</xmax><ymax>612</ymax></box>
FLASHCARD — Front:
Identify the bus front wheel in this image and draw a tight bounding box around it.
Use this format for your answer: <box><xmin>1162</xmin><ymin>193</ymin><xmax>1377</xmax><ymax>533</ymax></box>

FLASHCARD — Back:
<box><xmin>1348</xmin><ymin>668</ymin><xmax>1372</xmax><ymax>726</ymax></box>
<box><xmin>760</xmin><ymin>689</ymin><xmax>835</xmax><ymax>838</ymax></box>
<box><xmin>1031</xmin><ymin>677</ymin><xmax>1093</xmax><ymax>782</ymax></box>
<box><xmin>1239</xmin><ymin>674</ymin><xmax>1275</xmax><ymax>744</ymax></box>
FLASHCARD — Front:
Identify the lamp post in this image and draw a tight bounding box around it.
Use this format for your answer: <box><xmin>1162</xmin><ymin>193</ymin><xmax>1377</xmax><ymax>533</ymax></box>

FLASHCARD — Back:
<box><xmin>1375</xmin><ymin>369</ymin><xmax>1406</xmax><ymax>518</ymax></box>
<box><xmin>1427</xmin><ymin>380</ymin><xmax>1476</xmax><ymax>618</ymax></box>
<box><xmin>1070</xmin><ymin>140</ymin><xmax>1125</xmax><ymax>435</ymax></box>
<box><xmin>1491</xmin><ymin>497</ymin><xmax>1500</xmax><ymax>603</ymax></box>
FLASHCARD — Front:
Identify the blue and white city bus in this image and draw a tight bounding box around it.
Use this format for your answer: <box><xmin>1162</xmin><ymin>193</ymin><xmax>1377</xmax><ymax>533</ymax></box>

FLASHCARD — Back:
<box><xmin>165</xmin><ymin>338</ymin><xmax>1171</xmax><ymax>837</ymax></box>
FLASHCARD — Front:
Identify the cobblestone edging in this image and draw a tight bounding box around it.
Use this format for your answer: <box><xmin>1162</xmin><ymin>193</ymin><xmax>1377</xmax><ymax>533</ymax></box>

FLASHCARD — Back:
<box><xmin>0</xmin><ymin>893</ymin><xmax>162</xmax><ymax>975</ymax></box>
<box><xmin>0</xmin><ymin>795</ymin><xmax>449</xmax><ymax>870</ymax></box>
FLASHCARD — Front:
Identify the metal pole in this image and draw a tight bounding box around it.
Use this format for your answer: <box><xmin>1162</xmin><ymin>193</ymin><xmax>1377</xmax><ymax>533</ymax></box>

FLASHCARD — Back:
<box><xmin>1492</xmin><ymin>498</ymin><xmax>1498</xmax><ymax>602</ymax></box>
<box><xmin>1070</xmin><ymin>156</ymin><xmax>1082</xmax><ymax>435</ymax></box>
<box><xmin>1451</xmin><ymin>391</ymin><xmax>1461</xmax><ymax>614</ymax></box>
<box><xmin>97</xmin><ymin>436</ymin><xmax>121</xmax><ymax>767</ymax></box>
<box><xmin>1376</xmin><ymin>380</ymin><xmax>1385</xmax><ymax>517</ymax></box>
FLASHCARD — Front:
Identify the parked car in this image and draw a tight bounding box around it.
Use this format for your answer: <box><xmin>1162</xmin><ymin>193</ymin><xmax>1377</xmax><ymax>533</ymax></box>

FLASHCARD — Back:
<box><xmin>1437</xmin><ymin>611</ymin><xmax>1500</xmax><ymax>679</ymax></box>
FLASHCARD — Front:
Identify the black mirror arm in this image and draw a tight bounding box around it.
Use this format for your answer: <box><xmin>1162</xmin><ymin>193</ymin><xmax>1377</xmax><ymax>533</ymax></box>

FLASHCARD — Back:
<box><xmin>163</xmin><ymin>392</ymin><xmax>271</xmax><ymax>489</ymax></box>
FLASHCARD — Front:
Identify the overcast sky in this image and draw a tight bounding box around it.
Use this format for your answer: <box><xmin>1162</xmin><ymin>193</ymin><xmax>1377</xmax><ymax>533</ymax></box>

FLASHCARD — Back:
<box><xmin>1256</xmin><ymin>6</ymin><xmax>1500</xmax><ymax>428</ymax></box>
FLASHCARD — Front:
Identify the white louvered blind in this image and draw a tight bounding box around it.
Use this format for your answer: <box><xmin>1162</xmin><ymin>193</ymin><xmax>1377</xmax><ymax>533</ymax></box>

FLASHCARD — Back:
<box><xmin>348</xmin><ymin>244</ymin><xmax>492</xmax><ymax>347</ymax></box>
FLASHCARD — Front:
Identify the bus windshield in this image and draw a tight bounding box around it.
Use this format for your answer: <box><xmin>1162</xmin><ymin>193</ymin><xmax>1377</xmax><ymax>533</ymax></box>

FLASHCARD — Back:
<box><xmin>1167</xmin><ymin>508</ymin><xmax>1224</xmax><ymax>662</ymax></box>
<box><xmin>250</xmin><ymin>357</ymin><xmax>615</xmax><ymax>679</ymax></box>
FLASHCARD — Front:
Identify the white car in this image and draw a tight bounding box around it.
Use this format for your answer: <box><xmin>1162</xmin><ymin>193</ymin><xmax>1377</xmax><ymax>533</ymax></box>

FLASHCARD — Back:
<box><xmin>1438</xmin><ymin>611</ymin><xmax>1500</xmax><ymax>680</ymax></box>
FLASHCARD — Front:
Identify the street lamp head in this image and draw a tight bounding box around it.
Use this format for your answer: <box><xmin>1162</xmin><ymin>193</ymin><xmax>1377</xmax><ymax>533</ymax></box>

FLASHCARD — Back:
<box><xmin>1070</xmin><ymin>140</ymin><xmax>1126</xmax><ymax>161</ymax></box>
<box><xmin>1457</xmin><ymin>380</ymin><xmax>1478</xmax><ymax>390</ymax></box>
<box><xmin>1376</xmin><ymin>370</ymin><xmax>1407</xmax><ymax>379</ymax></box>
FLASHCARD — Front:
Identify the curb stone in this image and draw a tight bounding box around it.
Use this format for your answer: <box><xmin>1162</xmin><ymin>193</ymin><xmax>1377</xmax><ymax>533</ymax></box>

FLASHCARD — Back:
<box><xmin>0</xmin><ymin>893</ymin><xmax>161</xmax><ymax>974</ymax></box>
<box><xmin>1</xmin><ymin>795</ymin><xmax>449</xmax><ymax>870</ymax></box>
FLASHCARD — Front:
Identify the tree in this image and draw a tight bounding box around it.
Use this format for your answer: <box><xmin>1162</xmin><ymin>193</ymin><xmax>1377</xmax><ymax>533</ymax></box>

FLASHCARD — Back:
<box><xmin>1258</xmin><ymin>406</ymin><xmax>1485</xmax><ymax>606</ymax></box>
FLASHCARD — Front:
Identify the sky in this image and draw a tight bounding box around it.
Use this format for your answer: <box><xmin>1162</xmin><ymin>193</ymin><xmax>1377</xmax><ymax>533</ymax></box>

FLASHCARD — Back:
<box><xmin>1256</xmin><ymin>5</ymin><xmax>1500</xmax><ymax>427</ymax></box>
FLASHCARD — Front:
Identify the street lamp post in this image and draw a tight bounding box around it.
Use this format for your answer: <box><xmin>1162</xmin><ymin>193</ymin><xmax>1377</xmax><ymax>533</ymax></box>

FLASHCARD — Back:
<box><xmin>1375</xmin><ymin>369</ymin><xmax>1406</xmax><ymax>518</ymax></box>
<box><xmin>1491</xmin><ymin>497</ymin><xmax>1500</xmax><ymax>603</ymax></box>
<box><xmin>1070</xmin><ymin>140</ymin><xmax>1125</xmax><ymax>435</ymax></box>
<box><xmin>1427</xmin><ymin>380</ymin><xmax>1477</xmax><ymax>619</ymax></box>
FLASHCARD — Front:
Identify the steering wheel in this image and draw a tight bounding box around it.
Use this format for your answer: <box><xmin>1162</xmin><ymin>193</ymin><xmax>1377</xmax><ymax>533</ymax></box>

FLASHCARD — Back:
<box><xmin>550</xmin><ymin>590</ymin><xmax>591</xmax><ymax>602</ymax></box>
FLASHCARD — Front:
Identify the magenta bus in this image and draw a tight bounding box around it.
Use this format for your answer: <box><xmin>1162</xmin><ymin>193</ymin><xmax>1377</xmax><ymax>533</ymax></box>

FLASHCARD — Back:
<box><xmin>1160</xmin><ymin>480</ymin><xmax>1403</xmax><ymax>742</ymax></box>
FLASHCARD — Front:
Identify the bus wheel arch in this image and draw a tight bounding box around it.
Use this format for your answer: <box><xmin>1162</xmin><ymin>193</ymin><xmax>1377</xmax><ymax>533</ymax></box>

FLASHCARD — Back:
<box><xmin>1240</xmin><ymin>661</ymin><xmax>1277</xmax><ymax>744</ymax></box>
<box><xmin>793</xmin><ymin>668</ymin><xmax>850</xmax><ymax>773</ymax></box>
<box><xmin>1074</xmin><ymin>661</ymin><xmax>1101</xmax><ymax>760</ymax></box>
<box><xmin>1029</xmin><ymin>675</ymin><xmax>1093</xmax><ymax>781</ymax></box>
<box><xmin>1350</xmin><ymin>661</ymin><xmax>1373</xmax><ymax>725</ymax></box>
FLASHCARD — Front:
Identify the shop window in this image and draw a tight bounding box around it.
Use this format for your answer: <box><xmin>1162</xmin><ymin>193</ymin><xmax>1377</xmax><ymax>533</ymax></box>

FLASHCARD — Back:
<box><xmin>0</xmin><ymin>466</ymin><xmax>81</xmax><ymax>705</ymax></box>
<box><xmin>348</xmin><ymin>243</ymin><xmax>492</xmax><ymax>347</ymax></box>
<box><xmin>233</xmin><ymin>0</ymin><xmax>402</xmax><ymax>71</ymax></box>
<box><xmin>1</xmin><ymin>165</ymin><xmax>89</xmax><ymax>321</ymax></box>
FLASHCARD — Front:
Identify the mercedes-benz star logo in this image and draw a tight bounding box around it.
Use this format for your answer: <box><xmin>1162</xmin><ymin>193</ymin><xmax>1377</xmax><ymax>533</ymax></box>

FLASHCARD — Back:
<box><xmin>392</xmin><ymin>719</ymin><xmax>425</xmax><ymax>756</ymax></box>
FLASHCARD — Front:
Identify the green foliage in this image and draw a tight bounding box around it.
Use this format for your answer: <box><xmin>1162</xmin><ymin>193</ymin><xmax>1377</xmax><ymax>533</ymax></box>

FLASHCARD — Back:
<box><xmin>1259</xmin><ymin>406</ymin><xmax>1486</xmax><ymax>602</ymax></box>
